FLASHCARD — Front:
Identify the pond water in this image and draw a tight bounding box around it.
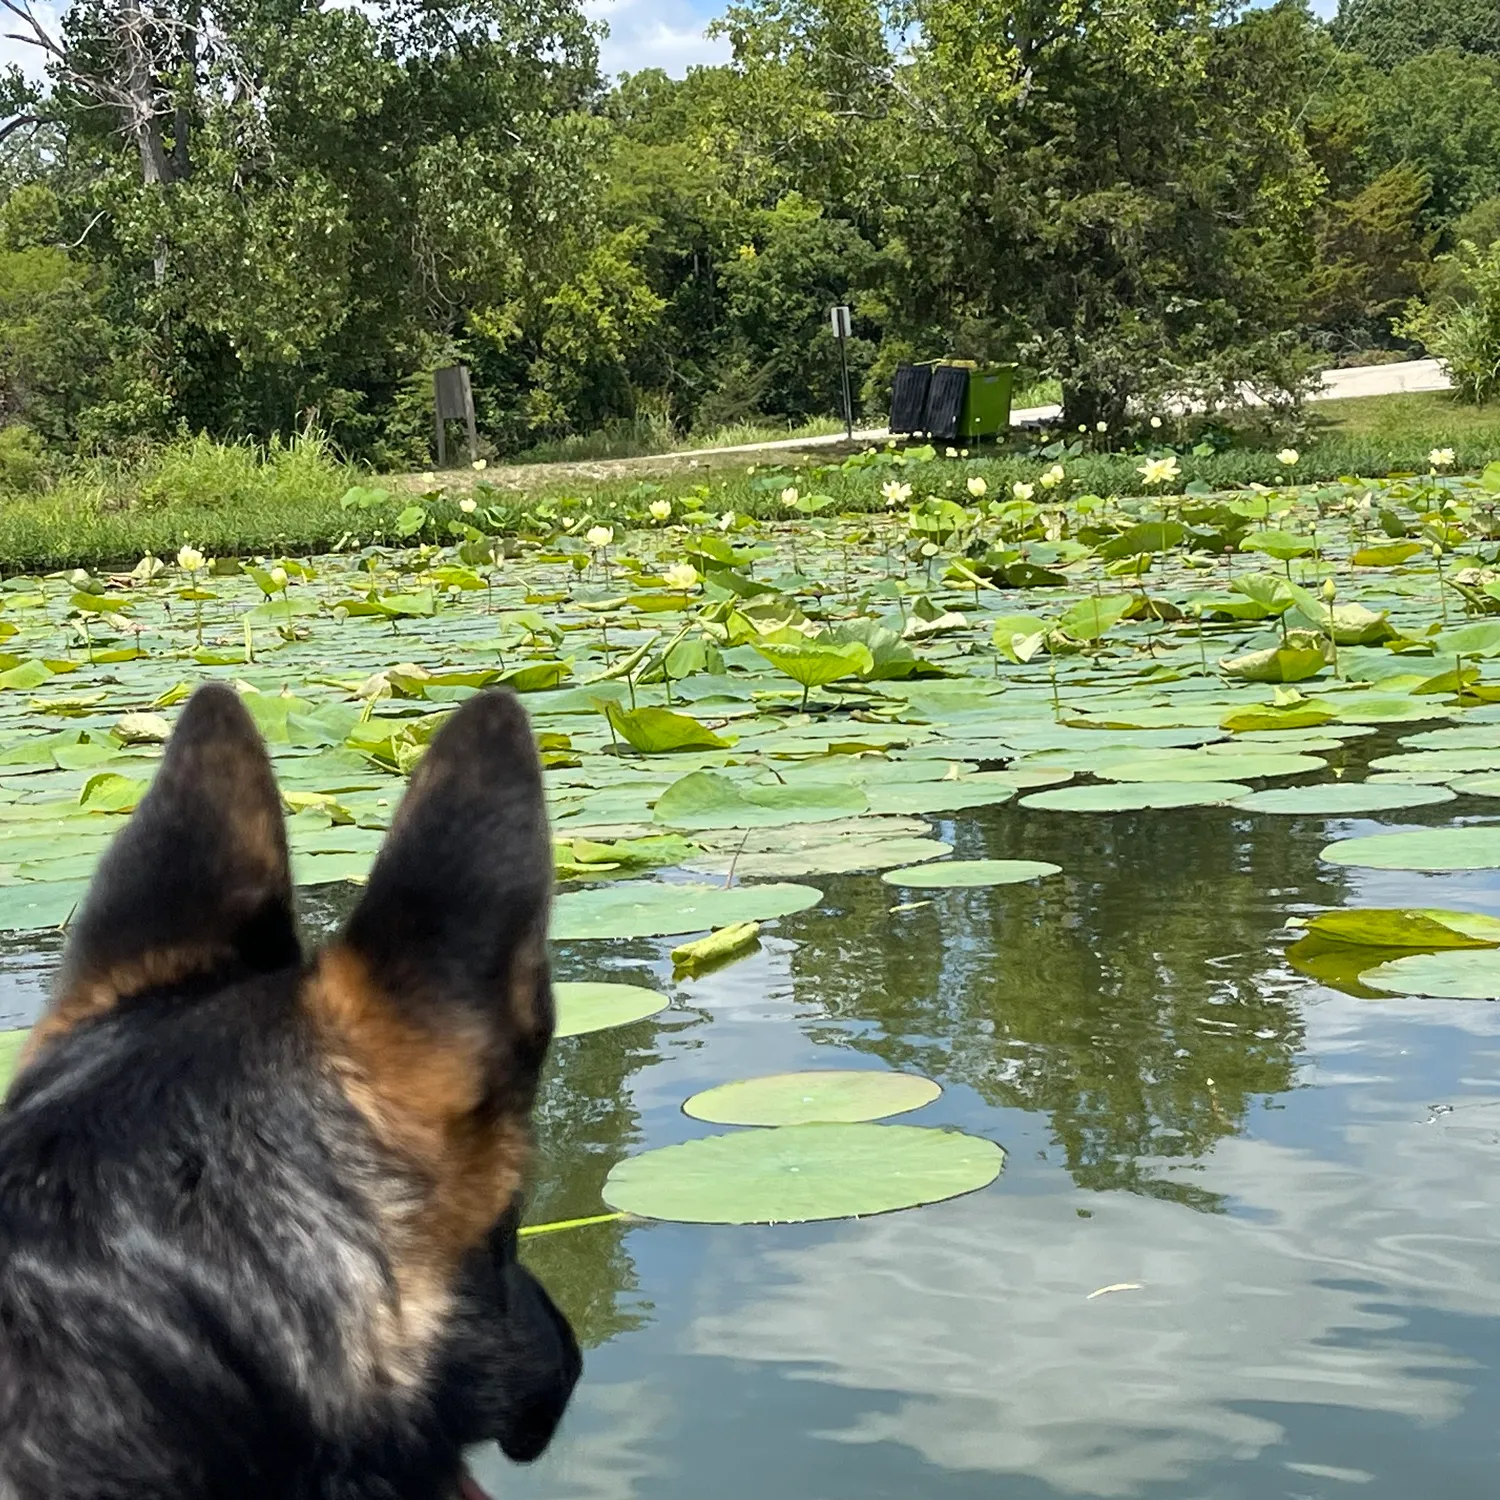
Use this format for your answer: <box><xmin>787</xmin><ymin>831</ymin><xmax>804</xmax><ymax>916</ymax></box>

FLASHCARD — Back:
<box><xmin>471</xmin><ymin>753</ymin><xmax>1500</xmax><ymax>1500</ymax></box>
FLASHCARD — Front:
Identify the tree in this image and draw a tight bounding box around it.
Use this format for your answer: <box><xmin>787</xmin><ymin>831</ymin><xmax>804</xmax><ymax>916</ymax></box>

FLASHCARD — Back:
<box><xmin>1333</xmin><ymin>0</ymin><xmax>1500</xmax><ymax>68</ymax></box>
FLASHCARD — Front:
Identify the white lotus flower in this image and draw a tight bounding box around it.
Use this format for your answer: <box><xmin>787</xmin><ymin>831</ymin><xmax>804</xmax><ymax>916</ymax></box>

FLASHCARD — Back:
<box><xmin>664</xmin><ymin>563</ymin><xmax>699</xmax><ymax>590</ymax></box>
<box><xmin>1430</xmin><ymin>447</ymin><xmax>1455</xmax><ymax>469</ymax></box>
<box><xmin>882</xmin><ymin>480</ymin><xmax>912</xmax><ymax>507</ymax></box>
<box><xmin>966</xmin><ymin>476</ymin><xmax>987</xmax><ymax>498</ymax></box>
<box><xmin>269</xmin><ymin>566</ymin><xmax>288</xmax><ymax>590</ymax></box>
<box><xmin>1137</xmin><ymin>456</ymin><xmax>1181</xmax><ymax>487</ymax></box>
<box><xmin>177</xmin><ymin>545</ymin><xmax>204</xmax><ymax>573</ymax></box>
<box><xmin>472</xmin><ymin>458</ymin><xmax>487</xmax><ymax>472</ymax></box>
<box><xmin>459</xmin><ymin>498</ymin><xmax>477</xmax><ymax>515</ymax></box>
<box><xmin>1277</xmin><ymin>448</ymin><xmax>1299</xmax><ymax>467</ymax></box>
<box><xmin>649</xmin><ymin>499</ymin><xmax>672</xmax><ymax>522</ymax></box>
<box><xmin>586</xmin><ymin>525</ymin><xmax>614</xmax><ymax>549</ymax></box>
<box><xmin>1012</xmin><ymin>481</ymin><xmax>1035</xmax><ymax>502</ymax></box>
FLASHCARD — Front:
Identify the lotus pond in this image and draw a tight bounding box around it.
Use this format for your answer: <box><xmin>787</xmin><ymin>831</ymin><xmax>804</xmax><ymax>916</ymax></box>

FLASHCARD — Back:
<box><xmin>8</xmin><ymin>469</ymin><xmax>1500</xmax><ymax>1495</ymax></box>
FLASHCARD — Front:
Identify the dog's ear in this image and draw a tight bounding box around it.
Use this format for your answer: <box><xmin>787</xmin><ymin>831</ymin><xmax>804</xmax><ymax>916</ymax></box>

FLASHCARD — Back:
<box><xmin>38</xmin><ymin>681</ymin><xmax>298</xmax><ymax>1049</ymax></box>
<box><xmin>306</xmin><ymin>690</ymin><xmax>554</xmax><ymax>1254</ymax></box>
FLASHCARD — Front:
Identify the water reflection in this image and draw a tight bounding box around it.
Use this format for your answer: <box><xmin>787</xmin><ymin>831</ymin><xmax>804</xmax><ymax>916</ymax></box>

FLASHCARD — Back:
<box><xmin>779</xmin><ymin>802</ymin><xmax>1345</xmax><ymax>1208</ymax></box>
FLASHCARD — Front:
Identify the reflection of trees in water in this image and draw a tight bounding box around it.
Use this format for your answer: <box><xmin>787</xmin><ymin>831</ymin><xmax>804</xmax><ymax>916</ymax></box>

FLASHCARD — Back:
<box><xmin>524</xmin><ymin>951</ymin><xmax>666</xmax><ymax>1349</ymax></box>
<box><xmin>782</xmin><ymin>804</ymin><xmax>1351</xmax><ymax>1211</ymax></box>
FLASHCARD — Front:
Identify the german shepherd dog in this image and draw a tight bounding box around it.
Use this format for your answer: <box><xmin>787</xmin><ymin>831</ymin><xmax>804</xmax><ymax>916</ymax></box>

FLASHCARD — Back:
<box><xmin>0</xmin><ymin>684</ymin><xmax>581</xmax><ymax>1499</ymax></box>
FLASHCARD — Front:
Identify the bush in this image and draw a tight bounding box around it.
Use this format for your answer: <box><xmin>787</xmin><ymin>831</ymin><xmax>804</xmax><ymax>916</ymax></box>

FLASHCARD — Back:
<box><xmin>1400</xmin><ymin>240</ymin><xmax>1500</xmax><ymax>403</ymax></box>
<box><xmin>0</xmin><ymin>424</ymin><xmax>48</xmax><ymax>493</ymax></box>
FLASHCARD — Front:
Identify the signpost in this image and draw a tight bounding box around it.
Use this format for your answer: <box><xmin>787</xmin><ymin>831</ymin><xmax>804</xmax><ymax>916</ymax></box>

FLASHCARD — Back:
<box><xmin>433</xmin><ymin>364</ymin><xmax>479</xmax><ymax>467</ymax></box>
<box><xmin>830</xmin><ymin>304</ymin><xmax>854</xmax><ymax>440</ymax></box>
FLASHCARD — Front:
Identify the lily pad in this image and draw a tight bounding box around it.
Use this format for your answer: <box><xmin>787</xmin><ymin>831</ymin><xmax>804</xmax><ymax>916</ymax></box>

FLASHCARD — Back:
<box><xmin>1302</xmin><ymin>908</ymin><xmax>1500</xmax><ymax>949</ymax></box>
<box><xmin>1099</xmin><ymin>751</ymin><xmax>1325</xmax><ymax>782</ymax></box>
<box><xmin>1231</xmin><ymin>783</ymin><xmax>1455</xmax><ymax>816</ymax></box>
<box><xmin>654</xmin><ymin>770</ymin><xmax>867</xmax><ymax>829</ymax></box>
<box><xmin>683</xmin><ymin>1070</ymin><xmax>942</xmax><ymax>1126</ymax></box>
<box><xmin>880</xmin><ymin>858</ymin><xmax>1061</xmax><ymax>888</ymax></box>
<box><xmin>1361</xmin><ymin>949</ymin><xmax>1500</xmax><ymax>999</ymax></box>
<box><xmin>552</xmin><ymin>880</ymin><xmax>821</xmax><ymax>940</ymax></box>
<box><xmin>602</xmin><ymin>1121</ymin><xmax>1004</xmax><ymax>1223</ymax></box>
<box><xmin>1020</xmin><ymin>781</ymin><xmax>1251</xmax><ymax>812</ymax></box>
<box><xmin>1321</xmin><ymin>827</ymin><xmax>1500</xmax><ymax>871</ymax></box>
<box><xmin>863</xmin><ymin>773</ymin><xmax>1021</xmax><ymax>816</ymax></box>
<box><xmin>554</xmin><ymin>981</ymin><xmax>668</xmax><ymax>1037</ymax></box>
<box><xmin>0</xmin><ymin>1028</ymin><xmax>27</xmax><ymax>1091</ymax></box>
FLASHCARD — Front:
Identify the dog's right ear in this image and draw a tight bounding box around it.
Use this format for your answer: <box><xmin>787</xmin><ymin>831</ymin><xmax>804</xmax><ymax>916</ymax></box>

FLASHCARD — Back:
<box><xmin>306</xmin><ymin>690</ymin><xmax>554</xmax><ymax>1265</ymax></box>
<box><xmin>33</xmin><ymin>681</ymin><xmax>299</xmax><ymax>1055</ymax></box>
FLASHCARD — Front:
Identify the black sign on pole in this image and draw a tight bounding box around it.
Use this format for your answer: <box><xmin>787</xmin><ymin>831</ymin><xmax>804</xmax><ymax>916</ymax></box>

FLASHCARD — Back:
<box><xmin>433</xmin><ymin>365</ymin><xmax>479</xmax><ymax>467</ymax></box>
<box><xmin>830</xmin><ymin>305</ymin><xmax>854</xmax><ymax>440</ymax></box>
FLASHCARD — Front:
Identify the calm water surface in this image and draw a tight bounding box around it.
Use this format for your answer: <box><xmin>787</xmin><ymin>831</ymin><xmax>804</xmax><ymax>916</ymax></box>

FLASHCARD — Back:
<box><xmin>6</xmin><ymin>751</ymin><xmax>1500</xmax><ymax>1499</ymax></box>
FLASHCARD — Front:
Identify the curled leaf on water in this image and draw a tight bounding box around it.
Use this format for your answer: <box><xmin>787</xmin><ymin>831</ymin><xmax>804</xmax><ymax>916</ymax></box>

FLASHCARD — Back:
<box><xmin>1301</xmin><ymin>908</ymin><xmax>1500</xmax><ymax>950</ymax></box>
<box><xmin>671</xmin><ymin>922</ymin><xmax>761</xmax><ymax>975</ymax></box>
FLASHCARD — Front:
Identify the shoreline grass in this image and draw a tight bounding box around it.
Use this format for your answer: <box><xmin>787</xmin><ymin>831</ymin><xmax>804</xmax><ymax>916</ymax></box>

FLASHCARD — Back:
<box><xmin>0</xmin><ymin>388</ymin><xmax>1496</xmax><ymax>572</ymax></box>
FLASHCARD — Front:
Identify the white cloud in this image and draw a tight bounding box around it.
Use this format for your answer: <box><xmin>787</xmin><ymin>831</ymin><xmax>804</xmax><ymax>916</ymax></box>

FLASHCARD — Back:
<box><xmin>586</xmin><ymin>0</ymin><xmax>730</xmax><ymax>78</ymax></box>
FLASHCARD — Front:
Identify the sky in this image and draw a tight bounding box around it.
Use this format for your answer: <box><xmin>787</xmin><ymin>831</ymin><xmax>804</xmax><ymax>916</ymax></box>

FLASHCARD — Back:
<box><xmin>1</xmin><ymin>0</ymin><xmax>1341</xmax><ymax>92</ymax></box>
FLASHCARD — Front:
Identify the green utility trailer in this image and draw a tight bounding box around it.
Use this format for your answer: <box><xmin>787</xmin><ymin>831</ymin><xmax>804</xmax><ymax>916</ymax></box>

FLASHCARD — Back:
<box><xmin>889</xmin><ymin>360</ymin><xmax>1015</xmax><ymax>440</ymax></box>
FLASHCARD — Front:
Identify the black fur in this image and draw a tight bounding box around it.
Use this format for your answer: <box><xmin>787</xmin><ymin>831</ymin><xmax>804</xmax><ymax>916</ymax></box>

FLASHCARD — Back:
<box><xmin>0</xmin><ymin>684</ymin><xmax>580</xmax><ymax>1499</ymax></box>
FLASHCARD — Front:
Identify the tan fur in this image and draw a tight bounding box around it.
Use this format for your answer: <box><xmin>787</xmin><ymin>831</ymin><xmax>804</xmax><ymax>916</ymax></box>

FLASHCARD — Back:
<box><xmin>303</xmin><ymin>945</ymin><xmax>532</xmax><ymax>1386</ymax></box>
<box><xmin>27</xmin><ymin>942</ymin><xmax>236</xmax><ymax>1062</ymax></box>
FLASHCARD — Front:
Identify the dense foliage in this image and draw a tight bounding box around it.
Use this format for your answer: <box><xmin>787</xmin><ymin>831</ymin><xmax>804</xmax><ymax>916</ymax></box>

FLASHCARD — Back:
<box><xmin>3</xmin><ymin>0</ymin><xmax>1500</xmax><ymax>468</ymax></box>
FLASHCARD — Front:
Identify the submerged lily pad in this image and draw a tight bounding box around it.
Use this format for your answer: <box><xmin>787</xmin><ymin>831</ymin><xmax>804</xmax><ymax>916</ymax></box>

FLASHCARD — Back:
<box><xmin>682</xmin><ymin>1070</ymin><xmax>942</xmax><ymax>1126</ymax></box>
<box><xmin>1361</xmin><ymin>949</ymin><xmax>1500</xmax><ymax>999</ymax></box>
<box><xmin>602</xmin><ymin>1121</ymin><xmax>1004</xmax><ymax>1223</ymax></box>
<box><xmin>880</xmin><ymin>858</ymin><xmax>1061</xmax><ymax>888</ymax></box>
<box><xmin>554</xmin><ymin>981</ymin><xmax>668</xmax><ymax>1037</ymax></box>
<box><xmin>1232</xmin><ymin>783</ymin><xmax>1455</xmax><ymax>816</ymax></box>
<box><xmin>1020</xmin><ymin>781</ymin><xmax>1251</xmax><ymax>812</ymax></box>
<box><xmin>1321</xmin><ymin>827</ymin><xmax>1500</xmax><ymax>871</ymax></box>
<box><xmin>552</xmin><ymin>880</ymin><xmax>821</xmax><ymax>940</ymax></box>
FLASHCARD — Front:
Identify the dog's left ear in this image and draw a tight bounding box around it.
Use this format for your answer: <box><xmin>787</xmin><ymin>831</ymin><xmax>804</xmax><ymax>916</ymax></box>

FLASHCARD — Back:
<box><xmin>38</xmin><ymin>682</ymin><xmax>299</xmax><ymax>1050</ymax></box>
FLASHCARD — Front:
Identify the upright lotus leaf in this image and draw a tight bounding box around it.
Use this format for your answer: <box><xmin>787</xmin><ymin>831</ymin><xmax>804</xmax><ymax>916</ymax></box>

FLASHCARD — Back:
<box><xmin>1219</xmin><ymin>634</ymin><xmax>1331</xmax><ymax>683</ymax></box>
<box><xmin>654</xmin><ymin>769</ymin><xmax>867</xmax><ymax>829</ymax></box>
<box><xmin>1351</xmin><ymin>541</ymin><xmax>1423</xmax><ymax>567</ymax></box>
<box><xmin>1436</xmin><ymin>621</ymin><xmax>1500</xmax><ymax>659</ymax></box>
<box><xmin>989</xmin><ymin>613</ymin><xmax>1050</xmax><ymax>663</ymax></box>
<box><xmin>1240</xmin><ymin>528</ymin><xmax>1314</xmax><ymax>561</ymax></box>
<box><xmin>1057</xmin><ymin>594</ymin><xmax>1136</xmax><ymax>643</ymax></box>
<box><xmin>1096</xmin><ymin>522</ymin><xmax>1186</xmax><ymax>561</ymax></box>
<box><xmin>603</xmin><ymin>702</ymin><xmax>729</xmax><ymax>754</ymax></box>
<box><xmin>751</xmin><ymin>638</ymin><xmax>874</xmax><ymax>707</ymax></box>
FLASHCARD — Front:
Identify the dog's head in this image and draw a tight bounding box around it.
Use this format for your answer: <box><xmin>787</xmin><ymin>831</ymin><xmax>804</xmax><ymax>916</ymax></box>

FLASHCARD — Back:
<box><xmin>12</xmin><ymin>683</ymin><xmax>578</xmax><ymax>1484</ymax></box>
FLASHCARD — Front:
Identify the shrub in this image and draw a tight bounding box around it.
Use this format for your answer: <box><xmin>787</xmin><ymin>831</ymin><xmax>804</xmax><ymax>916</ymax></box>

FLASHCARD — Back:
<box><xmin>1400</xmin><ymin>240</ymin><xmax>1500</xmax><ymax>403</ymax></box>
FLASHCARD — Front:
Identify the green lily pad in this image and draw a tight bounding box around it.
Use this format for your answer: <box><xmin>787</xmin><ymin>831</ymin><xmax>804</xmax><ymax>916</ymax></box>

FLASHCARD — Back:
<box><xmin>1361</xmin><ymin>949</ymin><xmax>1500</xmax><ymax>999</ymax></box>
<box><xmin>0</xmin><ymin>1028</ymin><xmax>28</xmax><ymax>1091</ymax></box>
<box><xmin>552</xmin><ymin>880</ymin><xmax>821</xmax><ymax>940</ymax></box>
<box><xmin>1321</xmin><ymin>827</ymin><xmax>1500</xmax><ymax>871</ymax></box>
<box><xmin>682</xmin><ymin>829</ymin><xmax>951</xmax><ymax>879</ymax></box>
<box><xmin>654</xmin><ymin>770</ymin><xmax>867</xmax><ymax>829</ymax></box>
<box><xmin>1020</xmin><ymin>781</ymin><xmax>1251</xmax><ymax>812</ymax></box>
<box><xmin>1231</xmin><ymin>783</ymin><xmax>1455</xmax><ymax>815</ymax></box>
<box><xmin>1098</xmin><ymin>751</ymin><xmax>1325</xmax><ymax>782</ymax></box>
<box><xmin>602</xmin><ymin>1121</ymin><xmax>1004</xmax><ymax>1223</ymax></box>
<box><xmin>0</xmin><ymin>878</ymin><xmax>89</xmax><ymax>932</ymax></box>
<box><xmin>880</xmin><ymin>858</ymin><xmax>1061</xmax><ymax>888</ymax></box>
<box><xmin>554</xmin><ymin>981</ymin><xmax>668</xmax><ymax>1037</ymax></box>
<box><xmin>863</xmin><ymin>773</ymin><xmax>1021</xmax><ymax>816</ymax></box>
<box><xmin>682</xmin><ymin>1070</ymin><xmax>942</xmax><ymax>1126</ymax></box>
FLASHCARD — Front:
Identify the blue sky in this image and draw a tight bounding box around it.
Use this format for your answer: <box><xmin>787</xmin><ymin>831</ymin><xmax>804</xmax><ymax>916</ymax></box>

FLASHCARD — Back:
<box><xmin>2</xmin><ymin>0</ymin><xmax>1342</xmax><ymax>90</ymax></box>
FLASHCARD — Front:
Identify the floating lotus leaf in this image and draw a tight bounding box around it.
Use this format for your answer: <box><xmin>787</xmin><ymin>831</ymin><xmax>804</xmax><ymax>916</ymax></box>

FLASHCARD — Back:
<box><xmin>1021</xmin><ymin>781</ymin><xmax>1251</xmax><ymax>812</ymax></box>
<box><xmin>654</xmin><ymin>770</ymin><xmax>867</xmax><ymax>829</ymax></box>
<box><xmin>1321</xmin><ymin>827</ymin><xmax>1500</xmax><ymax>871</ymax></box>
<box><xmin>1361</xmin><ymin>950</ymin><xmax>1500</xmax><ymax>999</ymax></box>
<box><xmin>602</xmin><ymin>1122</ymin><xmax>1004</xmax><ymax>1223</ymax></box>
<box><xmin>552</xmin><ymin>880</ymin><xmax>821</xmax><ymax>940</ymax></box>
<box><xmin>0</xmin><ymin>1029</ymin><xmax>27</xmax><ymax>1092</ymax></box>
<box><xmin>683</xmin><ymin>1070</ymin><xmax>942</xmax><ymax>1126</ymax></box>
<box><xmin>1098</xmin><ymin>751</ymin><xmax>1325</xmax><ymax>782</ymax></box>
<box><xmin>880</xmin><ymin>858</ymin><xmax>1061</xmax><ymax>888</ymax></box>
<box><xmin>554</xmin><ymin>981</ymin><xmax>668</xmax><ymax>1037</ymax></box>
<box><xmin>1231</xmin><ymin>783</ymin><xmax>1454</xmax><ymax>815</ymax></box>
<box><xmin>1302</xmin><ymin>908</ymin><xmax>1500</xmax><ymax>949</ymax></box>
